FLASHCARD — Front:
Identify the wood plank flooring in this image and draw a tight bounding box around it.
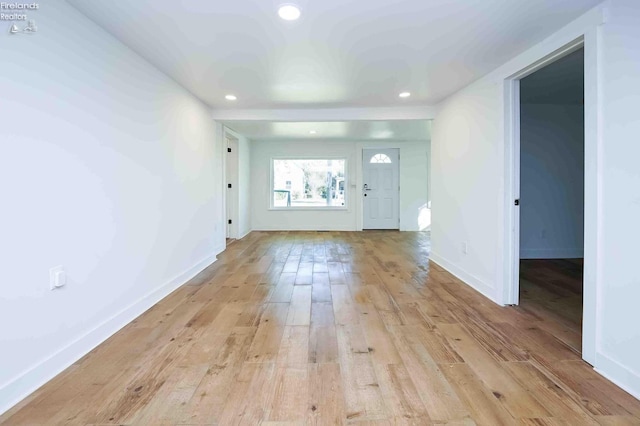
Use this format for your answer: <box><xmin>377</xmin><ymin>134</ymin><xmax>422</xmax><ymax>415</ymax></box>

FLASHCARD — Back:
<box><xmin>2</xmin><ymin>232</ymin><xmax>639</xmax><ymax>425</ymax></box>
<box><xmin>520</xmin><ymin>259</ymin><xmax>584</xmax><ymax>354</ymax></box>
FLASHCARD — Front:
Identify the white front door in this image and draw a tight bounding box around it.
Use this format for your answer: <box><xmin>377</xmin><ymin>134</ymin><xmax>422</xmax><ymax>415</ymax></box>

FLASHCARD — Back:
<box><xmin>362</xmin><ymin>148</ymin><xmax>400</xmax><ymax>230</ymax></box>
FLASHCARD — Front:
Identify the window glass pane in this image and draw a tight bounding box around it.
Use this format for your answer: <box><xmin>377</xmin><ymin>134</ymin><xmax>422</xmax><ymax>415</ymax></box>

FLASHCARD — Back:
<box><xmin>273</xmin><ymin>159</ymin><xmax>346</xmax><ymax>208</ymax></box>
<box><xmin>370</xmin><ymin>153</ymin><xmax>392</xmax><ymax>163</ymax></box>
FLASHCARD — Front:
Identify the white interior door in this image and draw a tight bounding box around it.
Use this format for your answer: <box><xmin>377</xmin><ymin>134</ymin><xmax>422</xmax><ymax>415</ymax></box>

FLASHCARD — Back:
<box><xmin>362</xmin><ymin>148</ymin><xmax>400</xmax><ymax>229</ymax></box>
<box><xmin>225</xmin><ymin>136</ymin><xmax>238</xmax><ymax>240</ymax></box>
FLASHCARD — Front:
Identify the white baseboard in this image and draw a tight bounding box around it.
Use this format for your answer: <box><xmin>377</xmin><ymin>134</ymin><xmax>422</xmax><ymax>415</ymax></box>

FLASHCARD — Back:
<box><xmin>520</xmin><ymin>248</ymin><xmax>584</xmax><ymax>259</ymax></box>
<box><xmin>0</xmin><ymin>251</ymin><xmax>221</xmax><ymax>417</ymax></box>
<box><xmin>237</xmin><ymin>229</ymin><xmax>252</xmax><ymax>240</ymax></box>
<box><xmin>252</xmin><ymin>226</ymin><xmax>356</xmax><ymax>231</ymax></box>
<box><xmin>252</xmin><ymin>227</ymin><xmax>417</xmax><ymax>232</ymax></box>
<box><xmin>214</xmin><ymin>242</ymin><xmax>226</xmax><ymax>255</ymax></box>
<box><xmin>595</xmin><ymin>352</ymin><xmax>640</xmax><ymax>401</ymax></box>
<box><xmin>429</xmin><ymin>251</ymin><xmax>500</xmax><ymax>306</ymax></box>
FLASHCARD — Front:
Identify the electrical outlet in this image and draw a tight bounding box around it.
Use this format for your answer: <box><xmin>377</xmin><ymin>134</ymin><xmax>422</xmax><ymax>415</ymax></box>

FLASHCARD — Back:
<box><xmin>50</xmin><ymin>266</ymin><xmax>66</xmax><ymax>290</ymax></box>
<box><xmin>462</xmin><ymin>242</ymin><xmax>468</xmax><ymax>255</ymax></box>
<box><xmin>540</xmin><ymin>229</ymin><xmax>547</xmax><ymax>239</ymax></box>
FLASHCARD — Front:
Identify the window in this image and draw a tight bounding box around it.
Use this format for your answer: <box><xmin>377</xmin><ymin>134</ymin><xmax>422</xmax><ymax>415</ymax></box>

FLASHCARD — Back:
<box><xmin>370</xmin><ymin>153</ymin><xmax>392</xmax><ymax>163</ymax></box>
<box><xmin>272</xmin><ymin>158</ymin><xmax>346</xmax><ymax>208</ymax></box>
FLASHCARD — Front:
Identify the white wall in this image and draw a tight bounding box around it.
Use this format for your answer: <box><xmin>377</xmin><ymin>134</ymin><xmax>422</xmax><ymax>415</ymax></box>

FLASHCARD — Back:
<box><xmin>520</xmin><ymin>104</ymin><xmax>584</xmax><ymax>259</ymax></box>
<box><xmin>0</xmin><ymin>0</ymin><xmax>224</xmax><ymax>415</ymax></box>
<box><xmin>596</xmin><ymin>0</ymin><xmax>640</xmax><ymax>399</ymax></box>
<box><xmin>431</xmin><ymin>0</ymin><xmax>640</xmax><ymax>399</ymax></box>
<box><xmin>250</xmin><ymin>140</ymin><xmax>430</xmax><ymax>231</ymax></box>
<box><xmin>431</xmin><ymin>79</ymin><xmax>502</xmax><ymax>298</ymax></box>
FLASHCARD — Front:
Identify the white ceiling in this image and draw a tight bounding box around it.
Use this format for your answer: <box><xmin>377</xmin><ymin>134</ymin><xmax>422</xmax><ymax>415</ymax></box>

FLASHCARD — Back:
<box><xmin>521</xmin><ymin>48</ymin><xmax>584</xmax><ymax>105</ymax></box>
<box><xmin>223</xmin><ymin>120</ymin><xmax>431</xmax><ymax>141</ymax></box>
<box><xmin>67</xmin><ymin>0</ymin><xmax>601</xmax><ymax>110</ymax></box>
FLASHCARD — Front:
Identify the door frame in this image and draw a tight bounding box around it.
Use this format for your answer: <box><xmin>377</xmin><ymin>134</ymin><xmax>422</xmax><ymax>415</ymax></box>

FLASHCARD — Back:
<box><xmin>502</xmin><ymin>32</ymin><xmax>602</xmax><ymax>365</ymax></box>
<box><xmin>356</xmin><ymin>144</ymin><xmax>401</xmax><ymax>231</ymax></box>
<box><xmin>223</xmin><ymin>128</ymin><xmax>239</xmax><ymax>243</ymax></box>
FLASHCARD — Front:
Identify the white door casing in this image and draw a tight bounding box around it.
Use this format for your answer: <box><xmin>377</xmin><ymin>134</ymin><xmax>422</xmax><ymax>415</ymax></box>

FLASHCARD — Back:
<box><xmin>362</xmin><ymin>148</ymin><xmax>400</xmax><ymax>230</ymax></box>
<box><xmin>503</xmin><ymin>34</ymin><xmax>599</xmax><ymax>366</ymax></box>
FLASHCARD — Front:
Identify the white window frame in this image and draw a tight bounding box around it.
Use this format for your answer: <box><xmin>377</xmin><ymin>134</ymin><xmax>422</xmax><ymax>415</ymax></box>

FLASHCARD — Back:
<box><xmin>269</xmin><ymin>156</ymin><xmax>348</xmax><ymax>211</ymax></box>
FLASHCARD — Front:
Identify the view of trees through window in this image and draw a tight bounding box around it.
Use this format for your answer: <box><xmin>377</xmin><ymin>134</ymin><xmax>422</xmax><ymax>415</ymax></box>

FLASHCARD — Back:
<box><xmin>273</xmin><ymin>159</ymin><xmax>346</xmax><ymax>208</ymax></box>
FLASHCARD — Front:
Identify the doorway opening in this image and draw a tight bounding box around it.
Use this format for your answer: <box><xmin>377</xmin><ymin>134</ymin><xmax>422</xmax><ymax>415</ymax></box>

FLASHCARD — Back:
<box><xmin>362</xmin><ymin>148</ymin><xmax>400</xmax><ymax>230</ymax></box>
<box><xmin>516</xmin><ymin>47</ymin><xmax>585</xmax><ymax>354</ymax></box>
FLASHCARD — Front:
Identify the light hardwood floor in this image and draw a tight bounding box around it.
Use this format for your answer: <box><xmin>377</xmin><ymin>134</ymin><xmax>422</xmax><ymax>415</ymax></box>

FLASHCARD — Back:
<box><xmin>520</xmin><ymin>258</ymin><xmax>584</xmax><ymax>355</ymax></box>
<box><xmin>2</xmin><ymin>232</ymin><xmax>639</xmax><ymax>425</ymax></box>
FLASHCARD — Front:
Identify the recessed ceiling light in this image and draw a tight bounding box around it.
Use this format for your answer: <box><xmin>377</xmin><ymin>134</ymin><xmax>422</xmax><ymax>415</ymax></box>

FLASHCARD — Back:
<box><xmin>309</xmin><ymin>130</ymin><xmax>317</xmax><ymax>134</ymax></box>
<box><xmin>278</xmin><ymin>4</ymin><xmax>301</xmax><ymax>21</ymax></box>
<box><xmin>225</xmin><ymin>94</ymin><xmax>237</xmax><ymax>101</ymax></box>
<box><xmin>399</xmin><ymin>92</ymin><xmax>411</xmax><ymax>98</ymax></box>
